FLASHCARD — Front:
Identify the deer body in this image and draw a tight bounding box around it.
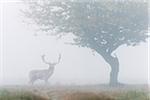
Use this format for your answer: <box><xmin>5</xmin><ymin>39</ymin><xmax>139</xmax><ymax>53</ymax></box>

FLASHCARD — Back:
<box><xmin>29</xmin><ymin>54</ymin><xmax>61</xmax><ymax>85</ymax></box>
<box><xmin>29</xmin><ymin>66</ymin><xmax>54</xmax><ymax>84</ymax></box>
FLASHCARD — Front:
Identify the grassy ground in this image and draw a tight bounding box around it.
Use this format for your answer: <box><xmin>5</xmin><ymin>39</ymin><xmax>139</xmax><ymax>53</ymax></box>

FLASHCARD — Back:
<box><xmin>0</xmin><ymin>85</ymin><xmax>149</xmax><ymax>100</ymax></box>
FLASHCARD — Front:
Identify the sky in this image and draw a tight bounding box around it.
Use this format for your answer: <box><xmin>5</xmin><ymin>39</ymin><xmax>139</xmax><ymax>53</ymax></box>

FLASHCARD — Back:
<box><xmin>0</xmin><ymin>1</ymin><xmax>149</xmax><ymax>85</ymax></box>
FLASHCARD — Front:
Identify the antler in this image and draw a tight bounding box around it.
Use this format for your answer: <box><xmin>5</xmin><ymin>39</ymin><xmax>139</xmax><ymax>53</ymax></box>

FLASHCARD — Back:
<box><xmin>57</xmin><ymin>53</ymin><xmax>61</xmax><ymax>64</ymax></box>
<box><xmin>41</xmin><ymin>54</ymin><xmax>51</xmax><ymax>64</ymax></box>
<box><xmin>41</xmin><ymin>54</ymin><xmax>61</xmax><ymax>65</ymax></box>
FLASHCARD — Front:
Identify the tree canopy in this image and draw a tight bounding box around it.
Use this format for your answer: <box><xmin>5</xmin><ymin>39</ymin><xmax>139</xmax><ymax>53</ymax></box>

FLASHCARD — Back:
<box><xmin>25</xmin><ymin>1</ymin><xmax>148</xmax><ymax>56</ymax></box>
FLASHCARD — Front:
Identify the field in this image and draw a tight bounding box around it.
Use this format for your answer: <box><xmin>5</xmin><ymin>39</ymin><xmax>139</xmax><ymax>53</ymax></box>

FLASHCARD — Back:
<box><xmin>0</xmin><ymin>85</ymin><xmax>149</xmax><ymax>100</ymax></box>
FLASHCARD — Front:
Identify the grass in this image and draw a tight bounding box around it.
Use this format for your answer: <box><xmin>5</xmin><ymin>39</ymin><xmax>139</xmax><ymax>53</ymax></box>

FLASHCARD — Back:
<box><xmin>0</xmin><ymin>86</ymin><xmax>149</xmax><ymax>100</ymax></box>
<box><xmin>62</xmin><ymin>92</ymin><xmax>116</xmax><ymax>100</ymax></box>
<box><xmin>0</xmin><ymin>89</ymin><xmax>49</xmax><ymax>100</ymax></box>
<box><xmin>61</xmin><ymin>91</ymin><xmax>149</xmax><ymax>100</ymax></box>
<box><xmin>117</xmin><ymin>91</ymin><xmax>149</xmax><ymax>100</ymax></box>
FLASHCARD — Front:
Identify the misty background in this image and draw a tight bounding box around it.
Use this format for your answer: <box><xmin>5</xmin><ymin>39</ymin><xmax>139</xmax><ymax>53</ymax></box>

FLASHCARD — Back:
<box><xmin>0</xmin><ymin>1</ymin><xmax>149</xmax><ymax>85</ymax></box>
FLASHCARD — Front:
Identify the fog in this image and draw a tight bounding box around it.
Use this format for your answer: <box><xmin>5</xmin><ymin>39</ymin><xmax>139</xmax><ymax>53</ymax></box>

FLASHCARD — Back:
<box><xmin>0</xmin><ymin>1</ymin><xmax>149</xmax><ymax>85</ymax></box>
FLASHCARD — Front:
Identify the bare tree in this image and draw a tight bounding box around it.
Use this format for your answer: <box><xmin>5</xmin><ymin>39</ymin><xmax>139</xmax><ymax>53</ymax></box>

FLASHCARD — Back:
<box><xmin>29</xmin><ymin>54</ymin><xmax>61</xmax><ymax>85</ymax></box>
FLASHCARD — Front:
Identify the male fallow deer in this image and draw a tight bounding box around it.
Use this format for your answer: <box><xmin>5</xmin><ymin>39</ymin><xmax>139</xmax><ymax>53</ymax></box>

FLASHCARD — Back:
<box><xmin>29</xmin><ymin>54</ymin><xmax>61</xmax><ymax>85</ymax></box>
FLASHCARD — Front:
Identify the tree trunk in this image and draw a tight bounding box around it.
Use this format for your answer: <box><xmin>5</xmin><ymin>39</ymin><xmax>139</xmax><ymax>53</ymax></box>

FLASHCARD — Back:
<box><xmin>108</xmin><ymin>55</ymin><xmax>119</xmax><ymax>86</ymax></box>
<box><xmin>94</xmin><ymin>48</ymin><xmax>122</xmax><ymax>86</ymax></box>
<box><xmin>100</xmin><ymin>53</ymin><xmax>120</xmax><ymax>86</ymax></box>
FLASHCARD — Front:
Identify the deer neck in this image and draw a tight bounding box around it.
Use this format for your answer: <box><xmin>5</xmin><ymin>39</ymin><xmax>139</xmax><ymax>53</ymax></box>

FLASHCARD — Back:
<box><xmin>48</xmin><ymin>65</ymin><xmax>54</xmax><ymax>71</ymax></box>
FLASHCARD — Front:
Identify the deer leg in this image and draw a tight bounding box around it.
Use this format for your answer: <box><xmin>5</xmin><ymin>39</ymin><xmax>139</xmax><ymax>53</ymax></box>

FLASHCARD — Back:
<box><xmin>45</xmin><ymin>79</ymin><xmax>49</xmax><ymax>84</ymax></box>
<box><xmin>29</xmin><ymin>78</ymin><xmax>35</xmax><ymax>85</ymax></box>
<box><xmin>30</xmin><ymin>80</ymin><xmax>34</xmax><ymax>85</ymax></box>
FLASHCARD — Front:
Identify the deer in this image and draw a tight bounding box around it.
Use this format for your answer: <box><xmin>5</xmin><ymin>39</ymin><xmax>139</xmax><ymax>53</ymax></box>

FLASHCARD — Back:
<box><xmin>29</xmin><ymin>54</ymin><xmax>61</xmax><ymax>85</ymax></box>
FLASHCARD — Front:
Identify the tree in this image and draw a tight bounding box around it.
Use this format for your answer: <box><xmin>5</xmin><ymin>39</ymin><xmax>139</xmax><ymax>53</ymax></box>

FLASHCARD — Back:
<box><xmin>24</xmin><ymin>0</ymin><xmax>148</xmax><ymax>86</ymax></box>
